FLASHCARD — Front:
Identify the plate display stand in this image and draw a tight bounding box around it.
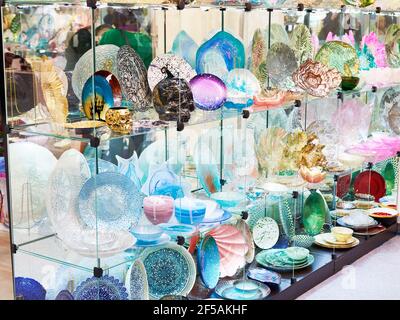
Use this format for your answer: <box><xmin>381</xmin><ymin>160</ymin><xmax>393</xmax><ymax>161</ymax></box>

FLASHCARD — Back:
<box><xmin>1</xmin><ymin>0</ymin><xmax>400</xmax><ymax>301</ymax></box>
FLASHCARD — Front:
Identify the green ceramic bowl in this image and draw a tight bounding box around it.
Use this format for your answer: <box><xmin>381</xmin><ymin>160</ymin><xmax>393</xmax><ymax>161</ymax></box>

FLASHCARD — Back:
<box><xmin>285</xmin><ymin>247</ymin><xmax>310</xmax><ymax>261</ymax></box>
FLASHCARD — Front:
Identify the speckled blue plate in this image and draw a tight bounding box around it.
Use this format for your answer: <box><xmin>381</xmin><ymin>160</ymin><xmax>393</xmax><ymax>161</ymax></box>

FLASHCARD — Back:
<box><xmin>78</xmin><ymin>172</ymin><xmax>143</xmax><ymax>231</ymax></box>
<box><xmin>73</xmin><ymin>275</ymin><xmax>128</xmax><ymax>300</ymax></box>
<box><xmin>15</xmin><ymin>277</ymin><xmax>46</xmax><ymax>300</ymax></box>
<box><xmin>197</xmin><ymin>236</ymin><xmax>220</xmax><ymax>289</ymax></box>
<box><xmin>140</xmin><ymin>243</ymin><xmax>196</xmax><ymax>299</ymax></box>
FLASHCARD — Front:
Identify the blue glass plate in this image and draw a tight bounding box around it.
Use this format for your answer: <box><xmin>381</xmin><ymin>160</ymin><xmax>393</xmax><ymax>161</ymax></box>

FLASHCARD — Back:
<box><xmin>141</xmin><ymin>244</ymin><xmax>196</xmax><ymax>299</ymax></box>
<box><xmin>78</xmin><ymin>172</ymin><xmax>143</xmax><ymax>231</ymax></box>
<box><xmin>201</xmin><ymin>210</ymin><xmax>232</xmax><ymax>224</ymax></box>
<box><xmin>214</xmin><ymin>279</ymin><xmax>270</xmax><ymax>300</ymax></box>
<box><xmin>197</xmin><ymin>236</ymin><xmax>220</xmax><ymax>289</ymax></box>
<box><xmin>81</xmin><ymin>74</ymin><xmax>114</xmax><ymax>120</ymax></box>
<box><xmin>135</xmin><ymin>233</ymin><xmax>171</xmax><ymax>248</ymax></box>
<box><xmin>73</xmin><ymin>275</ymin><xmax>128</xmax><ymax>300</ymax></box>
<box><xmin>87</xmin><ymin>158</ymin><xmax>118</xmax><ymax>176</ymax></box>
<box><xmin>15</xmin><ymin>277</ymin><xmax>46</xmax><ymax>300</ymax></box>
<box><xmin>158</xmin><ymin>223</ymin><xmax>196</xmax><ymax>239</ymax></box>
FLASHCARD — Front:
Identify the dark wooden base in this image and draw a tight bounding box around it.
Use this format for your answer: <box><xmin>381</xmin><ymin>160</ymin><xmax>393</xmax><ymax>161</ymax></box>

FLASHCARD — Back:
<box><xmin>267</xmin><ymin>223</ymin><xmax>398</xmax><ymax>300</ymax></box>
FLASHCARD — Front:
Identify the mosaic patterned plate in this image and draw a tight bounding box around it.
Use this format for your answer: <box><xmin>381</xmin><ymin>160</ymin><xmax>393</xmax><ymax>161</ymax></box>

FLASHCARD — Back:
<box><xmin>315</xmin><ymin>40</ymin><xmax>360</xmax><ymax>77</ymax></box>
<box><xmin>78</xmin><ymin>172</ymin><xmax>142</xmax><ymax>231</ymax></box>
<box><xmin>197</xmin><ymin>235</ymin><xmax>220</xmax><ymax>289</ymax></box>
<box><xmin>73</xmin><ymin>276</ymin><xmax>128</xmax><ymax>300</ymax></box>
<box><xmin>141</xmin><ymin>244</ymin><xmax>196</xmax><ymax>299</ymax></box>
<box><xmin>148</xmin><ymin>53</ymin><xmax>196</xmax><ymax>90</ymax></box>
<box><xmin>125</xmin><ymin>259</ymin><xmax>149</xmax><ymax>300</ymax></box>
<box><xmin>15</xmin><ymin>277</ymin><xmax>46</xmax><ymax>300</ymax></box>
<box><xmin>252</xmin><ymin>217</ymin><xmax>280</xmax><ymax>249</ymax></box>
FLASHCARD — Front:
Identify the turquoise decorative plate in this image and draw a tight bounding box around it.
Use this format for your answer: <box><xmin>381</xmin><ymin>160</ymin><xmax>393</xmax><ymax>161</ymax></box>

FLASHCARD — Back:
<box><xmin>73</xmin><ymin>276</ymin><xmax>128</xmax><ymax>300</ymax></box>
<box><xmin>256</xmin><ymin>249</ymin><xmax>314</xmax><ymax>271</ymax></box>
<box><xmin>141</xmin><ymin>244</ymin><xmax>196</xmax><ymax>299</ymax></box>
<box><xmin>124</xmin><ymin>259</ymin><xmax>149</xmax><ymax>300</ymax></box>
<box><xmin>197</xmin><ymin>236</ymin><xmax>220</xmax><ymax>289</ymax></box>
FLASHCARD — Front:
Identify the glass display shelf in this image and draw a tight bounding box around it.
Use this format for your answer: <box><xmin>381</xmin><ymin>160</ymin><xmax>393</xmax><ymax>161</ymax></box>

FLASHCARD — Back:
<box><xmin>9</xmin><ymin>82</ymin><xmax>400</xmax><ymax>142</ymax></box>
<box><xmin>5</xmin><ymin>1</ymin><xmax>399</xmax><ymax>14</ymax></box>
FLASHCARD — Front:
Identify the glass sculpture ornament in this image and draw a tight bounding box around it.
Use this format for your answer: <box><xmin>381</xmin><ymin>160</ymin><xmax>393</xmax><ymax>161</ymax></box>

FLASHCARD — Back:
<box><xmin>315</xmin><ymin>40</ymin><xmax>360</xmax><ymax>77</ymax></box>
<box><xmin>55</xmin><ymin>290</ymin><xmax>74</xmax><ymax>300</ymax></box>
<box><xmin>357</xmin><ymin>45</ymin><xmax>377</xmax><ymax>71</ymax></box>
<box><xmin>116</xmin><ymin>152</ymin><xmax>142</xmax><ymax>190</ymax></box>
<box><xmin>190</xmin><ymin>73</ymin><xmax>227</xmax><ymax>111</ymax></box>
<box><xmin>234</xmin><ymin>219</ymin><xmax>255</xmax><ymax>263</ymax></box>
<box><xmin>278</xmin><ymin>198</ymin><xmax>295</xmax><ymax>238</ymax></box>
<box><xmin>343</xmin><ymin>0</ymin><xmax>375</xmax><ymax>7</ymax></box>
<box><xmin>124</xmin><ymin>259</ymin><xmax>149</xmax><ymax>300</ymax></box>
<box><xmin>224</xmin><ymin>68</ymin><xmax>261</xmax><ymax>109</ymax></box>
<box><xmin>94</xmin><ymin>70</ymin><xmax>122</xmax><ymax>106</ymax></box>
<box><xmin>147</xmin><ymin>53</ymin><xmax>196</xmax><ymax>91</ymax></box>
<box><xmin>381</xmin><ymin>88</ymin><xmax>400</xmax><ymax>135</ymax></box>
<box><xmin>207</xmin><ymin>225</ymin><xmax>248</xmax><ymax>278</ymax></box>
<box><xmin>140</xmin><ymin>243</ymin><xmax>196</xmax><ymax>299</ymax></box>
<box><xmin>153</xmin><ymin>68</ymin><xmax>195</xmax><ymax>122</ymax></box>
<box><xmin>266</xmin><ymin>42</ymin><xmax>298</xmax><ymax>89</ymax></box>
<box><xmin>87</xmin><ymin>158</ymin><xmax>118</xmax><ymax>176</ymax></box>
<box><xmin>117</xmin><ymin>45</ymin><xmax>152</xmax><ymax>112</ymax></box>
<box><xmin>303</xmin><ymin>190</ymin><xmax>329</xmax><ymax>236</ymax></box>
<box><xmin>382</xmin><ymin>161</ymin><xmax>396</xmax><ymax>195</ymax></box>
<box><xmin>249</xmin><ymin>29</ymin><xmax>268</xmax><ymax>87</ymax></box>
<box><xmin>196</xmin><ymin>31</ymin><xmax>245</xmax><ymax>77</ymax></box>
<box><xmin>292</xmin><ymin>59</ymin><xmax>342</xmax><ymax>97</ymax></box>
<box><xmin>270</xmin><ymin>23</ymin><xmax>290</xmax><ymax>46</ymax></box>
<box><xmin>299</xmin><ymin>166</ymin><xmax>326</xmax><ymax>184</ymax></box>
<box><xmin>105</xmin><ymin>107</ymin><xmax>133</xmax><ymax>134</ymax></box>
<box><xmin>72</xmin><ymin>44</ymin><xmax>119</xmax><ymax>101</ymax></box>
<box><xmin>15</xmin><ymin>277</ymin><xmax>46</xmax><ymax>300</ymax></box>
<box><xmin>332</xmin><ymin>98</ymin><xmax>372</xmax><ymax>148</ymax></box>
<box><xmin>197</xmin><ymin>235</ymin><xmax>220</xmax><ymax>290</ymax></box>
<box><xmin>81</xmin><ymin>75</ymin><xmax>114</xmax><ymax>120</ymax></box>
<box><xmin>253</xmin><ymin>89</ymin><xmax>287</xmax><ymax>110</ymax></box>
<box><xmin>290</xmin><ymin>24</ymin><xmax>313</xmax><ymax>65</ymax></box>
<box><xmin>73</xmin><ymin>276</ymin><xmax>128</xmax><ymax>300</ymax></box>
<box><xmin>171</xmin><ymin>30</ymin><xmax>198</xmax><ymax>69</ymax></box>
<box><xmin>306</xmin><ymin>120</ymin><xmax>338</xmax><ymax>160</ymax></box>
<box><xmin>78</xmin><ymin>172</ymin><xmax>143</xmax><ymax>231</ymax></box>
<box><xmin>10</xmin><ymin>142</ymin><xmax>57</xmax><ymax>229</ymax></box>
<box><xmin>361</xmin><ymin>32</ymin><xmax>387</xmax><ymax>68</ymax></box>
<box><xmin>385</xmin><ymin>24</ymin><xmax>400</xmax><ymax>68</ymax></box>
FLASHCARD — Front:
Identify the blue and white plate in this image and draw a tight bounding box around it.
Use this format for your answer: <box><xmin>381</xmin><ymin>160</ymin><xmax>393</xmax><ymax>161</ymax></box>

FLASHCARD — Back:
<box><xmin>201</xmin><ymin>210</ymin><xmax>232</xmax><ymax>224</ymax></box>
<box><xmin>78</xmin><ymin>172</ymin><xmax>143</xmax><ymax>231</ymax></box>
<box><xmin>124</xmin><ymin>259</ymin><xmax>149</xmax><ymax>300</ymax></box>
<box><xmin>15</xmin><ymin>277</ymin><xmax>46</xmax><ymax>300</ymax></box>
<box><xmin>197</xmin><ymin>236</ymin><xmax>220</xmax><ymax>289</ymax></box>
<box><xmin>73</xmin><ymin>275</ymin><xmax>128</xmax><ymax>300</ymax></box>
<box><xmin>140</xmin><ymin>243</ymin><xmax>196</xmax><ymax>299</ymax></box>
<box><xmin>134</xmin><ymin>233</ymin><xmax>171</xmax><ymax>248</ymax></box>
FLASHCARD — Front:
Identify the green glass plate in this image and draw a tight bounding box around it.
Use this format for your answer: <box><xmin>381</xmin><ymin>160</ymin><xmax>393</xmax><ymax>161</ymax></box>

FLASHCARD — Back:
<box><xmin>279</xmin><ymin>198</ymin><xmax>295</xmax><ymax>238</ymax></box>
<box><xmin>256</xmin><ymin>249</ymin><xmax>314</xmax><ymax>271</ymax></box>
<box><xmin>315</xmin><ymin>41</ymin><xmax>360</xmax><ymax>77</ymax></box>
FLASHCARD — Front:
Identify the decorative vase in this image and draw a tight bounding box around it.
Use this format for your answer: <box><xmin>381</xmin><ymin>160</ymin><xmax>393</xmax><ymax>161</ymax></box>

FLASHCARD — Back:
<box><xmin>303</xmin><ymin>189</ymin><xmax>328</xmax><ymax>236</ymax></box>
<box><xmin>105</xmin><ymin>107</ymin><xmax>133</xmax><ymax>134</ymax></box>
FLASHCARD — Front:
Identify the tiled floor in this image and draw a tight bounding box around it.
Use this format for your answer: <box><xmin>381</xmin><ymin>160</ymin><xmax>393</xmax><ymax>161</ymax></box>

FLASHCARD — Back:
<box><xmin>0</xmin><ymin>227</ymin><xmax>399</xmax><ymax>300</ymax></box>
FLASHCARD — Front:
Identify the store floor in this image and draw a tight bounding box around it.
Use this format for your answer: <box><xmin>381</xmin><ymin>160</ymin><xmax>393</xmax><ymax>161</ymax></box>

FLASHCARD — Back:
<box><xmin>0</xmin><ymin>228</ymin><xmax>398</xmax><ymax>300</ymax></box>
<box><xmin>298</xmin><ymin>235</ymin><xmax>400</xmax><ymax>300</ymax></box>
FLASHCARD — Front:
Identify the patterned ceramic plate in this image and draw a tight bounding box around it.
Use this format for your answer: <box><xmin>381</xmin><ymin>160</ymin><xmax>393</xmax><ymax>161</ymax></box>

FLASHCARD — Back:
<box><xmin>148</xmin><ymin>53</ymin><xmax>196</xmax><ymax>90</ymax></box>
<box><xmin>141</xmin><ymin>243</ymin><xmax>196</xmax><ymax>299</ymax></box>
<box><xmin>73</xmin><ymin>275</ymin><xmax>128</xmax><ymax>300</ymax></box>
<box><xmin>197</xmin><ymin>236</ymin><xmax>220</xmax><ymax>289</ymax></box>
<box><xmin>315</xmin><ymin>40</ymin><xmax>360</xmax><ymax>77</ymax></box>
<box><xmin>78</xmin><ymin>172</ymin><xmax>143</xmax><ymax>231</ymax></box>
<box><xmin>125</xmin><ymin>259</ymin><xmax>149</xmax><ymax>300</ymax></box>
<box><xmin>247</xmin><ymin>267</ymin><xmax>281</xmax><ymax>285</ymax></box>
<box><xmin>256</xmin><ymin>249</ymin><xmax>314</xmax><ymax>271</ymax></box>
<box><xmin>252</xmin><ymin>217</ymin><xmax>280</xmax><ymax>249</ymax></box>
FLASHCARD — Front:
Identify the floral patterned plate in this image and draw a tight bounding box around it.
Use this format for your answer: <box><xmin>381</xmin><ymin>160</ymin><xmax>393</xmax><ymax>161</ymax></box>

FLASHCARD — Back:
<box><xmin>252</xmin><ymin>217</ymin><xmax>280</xmax><ymax>249</ymax></box>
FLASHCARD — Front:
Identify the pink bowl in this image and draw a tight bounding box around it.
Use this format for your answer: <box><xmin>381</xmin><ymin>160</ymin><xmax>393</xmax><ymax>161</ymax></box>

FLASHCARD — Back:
<box><xmin>143</xmin><ymin>195</ymin><xmax>174</xmax><ymax>225</ymax></box>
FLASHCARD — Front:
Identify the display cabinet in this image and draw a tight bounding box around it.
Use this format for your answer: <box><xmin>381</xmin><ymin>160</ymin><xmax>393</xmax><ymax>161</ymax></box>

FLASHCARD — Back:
<box><xmin>1</xmin><ymin>0</ymin><xmax>400</xmax><ymax>300</ymax></box>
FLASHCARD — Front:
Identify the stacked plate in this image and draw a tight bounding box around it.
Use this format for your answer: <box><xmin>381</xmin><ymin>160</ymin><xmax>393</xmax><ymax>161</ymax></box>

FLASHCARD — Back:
<box><xmin>314</xmin><ymin>233</ymin><xmax>360</xmax><ymax>249</ymax></box>
<box><xmin>256</xmin><ymin>247</ymin><xmax>314</xmax><ymax>272</ymax></box>
<box><xmin>337</xmin><ymin>211</ymin><xmax>378</xmax><ymax>230</ymax></box>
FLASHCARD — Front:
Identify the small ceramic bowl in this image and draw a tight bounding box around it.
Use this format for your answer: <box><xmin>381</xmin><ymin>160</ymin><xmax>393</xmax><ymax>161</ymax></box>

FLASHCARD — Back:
<box><xmin>210</xmin><ymin>191</ymin><xmax>246</xmax><ymax>208</ymax></box>
<box><xmin>285</xmin><ymin>247</ymin><xmax>309</xmax><ymax>261</ymax></box>
<box><xmin>130</xmin><ymin>225</ymin><xmax>163</xmax><ymax>242</ymax></box>
<box><xmin>331</xmin><ymin>226</ymin><xmax>353</xmax><ymax>242</ymax></box>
